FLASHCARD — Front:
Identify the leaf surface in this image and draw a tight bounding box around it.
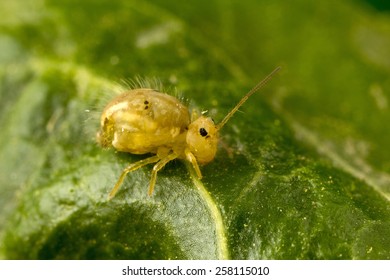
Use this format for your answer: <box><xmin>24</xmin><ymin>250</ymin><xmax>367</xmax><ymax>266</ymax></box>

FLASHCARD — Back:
<box><xmin>0</xmin><ymin>0</ymin><xmax>390</xmax><ymax>259</ymax></box>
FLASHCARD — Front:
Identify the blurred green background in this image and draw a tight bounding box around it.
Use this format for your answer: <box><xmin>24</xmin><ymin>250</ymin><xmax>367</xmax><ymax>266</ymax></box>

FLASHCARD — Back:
<box><xmin>0</xmin><ymin>0</ymin><xmax>389</xmax><ymax>259</ymax></box>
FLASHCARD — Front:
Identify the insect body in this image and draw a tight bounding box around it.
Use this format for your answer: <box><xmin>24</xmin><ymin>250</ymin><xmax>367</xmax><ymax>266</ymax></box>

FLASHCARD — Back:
<box><xmin>98</xmin><ymin>67</ymin><xmax>281</xmax><ymax>199</ymax></box>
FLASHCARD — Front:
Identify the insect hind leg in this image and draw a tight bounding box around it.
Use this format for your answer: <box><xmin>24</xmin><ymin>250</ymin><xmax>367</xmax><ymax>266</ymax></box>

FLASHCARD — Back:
<box><xmin>108</xmin><ymin>155</ymin><xmax>160</xmax><ymax>200</ymax></box>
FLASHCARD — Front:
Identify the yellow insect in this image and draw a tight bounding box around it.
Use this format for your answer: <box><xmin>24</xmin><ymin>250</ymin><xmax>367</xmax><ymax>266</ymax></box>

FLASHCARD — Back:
<box><xmin>97</xmin><ymin>67</ymin><xmax>281</xmax><ymax>199</ymax></box>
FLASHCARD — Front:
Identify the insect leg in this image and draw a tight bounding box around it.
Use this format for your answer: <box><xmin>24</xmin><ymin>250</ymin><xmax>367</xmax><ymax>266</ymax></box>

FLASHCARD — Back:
<box><xmin>108</xmin><ymin>155</ymin><xmax>160</xmax><ymax>200</ymax></box>
<box><xmin>148</xmin><ymin>153</ymin><xmax>179</xmax><ymax>196</ymax></box>
<box><xmin>184</xmin><ymin>149</ymin><xmax>202</xmax><ymax>179</ymax></box>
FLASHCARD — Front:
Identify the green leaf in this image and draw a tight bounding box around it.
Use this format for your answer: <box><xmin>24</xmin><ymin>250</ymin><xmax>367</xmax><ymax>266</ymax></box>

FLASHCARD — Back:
<box><xmin>1</xmin><ymin>0</ymin><xmax>390</xmax><ymax>259</ymax></box>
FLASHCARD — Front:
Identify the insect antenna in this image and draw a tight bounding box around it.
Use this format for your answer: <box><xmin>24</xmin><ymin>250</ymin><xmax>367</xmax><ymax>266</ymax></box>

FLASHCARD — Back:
<box><xmin>216</xmin><ymin>66</ymin><xmax>281</xmax><ymax>130</ymax></box>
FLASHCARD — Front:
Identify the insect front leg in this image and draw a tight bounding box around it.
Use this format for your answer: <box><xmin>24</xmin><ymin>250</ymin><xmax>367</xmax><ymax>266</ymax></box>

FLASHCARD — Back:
<box><xmin>108</xmin><ymin>155</ymin><xmax>160</xmax><ymax>200</ymax></box>
<box><xmin>184</xmin><ymin>149</ymin><xmax>202</xmax><ymax>179</ymax></box>
<box><xmin>148</xmin><ymin>152</ymin><xmax>179</xmax><ymax>196</ymax></box>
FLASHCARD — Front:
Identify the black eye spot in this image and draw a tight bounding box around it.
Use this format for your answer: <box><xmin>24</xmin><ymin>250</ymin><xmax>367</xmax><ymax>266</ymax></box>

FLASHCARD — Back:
<box><xmin>199</xmin><ymin>127</ymin><xmax>208</xmax><ymax>137</ymax></box>
<box><xmin>144</xmin><ymin>100</ymin><xmax>149</xmax><ymax>110</ymax></box>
